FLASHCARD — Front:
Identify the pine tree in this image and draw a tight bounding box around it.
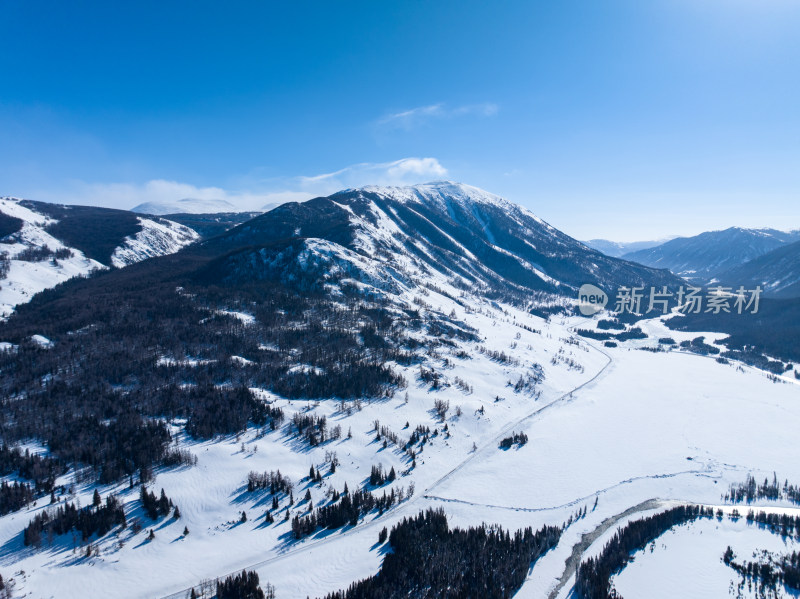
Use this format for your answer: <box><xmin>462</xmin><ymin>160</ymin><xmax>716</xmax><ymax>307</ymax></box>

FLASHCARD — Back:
<box><xmin>183</xmin><ymin>526</ymin><xmax>189</xmax><ymax>536</ymax></box>
<box><xmin>93</xmin><ymin>489</ymin><xmax>101</xmax><ymax>507</ymax></box>
<box><xmin>272</xmin><ymin>495</ymin><xmax>279</xmax><ymax>511</ymax></box>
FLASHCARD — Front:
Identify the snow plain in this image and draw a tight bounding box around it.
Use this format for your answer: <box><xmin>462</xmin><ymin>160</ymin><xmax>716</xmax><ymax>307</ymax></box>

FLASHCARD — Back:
<box><xmin>0</xmin><ymin>283</ymin><xmax>798</xmax><ymax>598</ymax></box>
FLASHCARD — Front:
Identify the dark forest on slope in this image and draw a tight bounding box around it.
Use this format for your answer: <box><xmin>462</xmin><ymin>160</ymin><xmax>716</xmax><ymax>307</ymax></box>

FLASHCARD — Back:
<box><xmin>0</xmin><ymin>234</ymin><xmax>478</xmax><ymax>486</ymax></box>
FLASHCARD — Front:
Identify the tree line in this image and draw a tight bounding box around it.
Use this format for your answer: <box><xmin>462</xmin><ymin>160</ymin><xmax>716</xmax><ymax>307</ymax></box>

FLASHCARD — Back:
<box><xmin>575</xmin><ymin>504</ymin><xmax>714</xmax><ymax>599</ymax></box>
<box><xmin>321</xmin><ymin>508</ymin><xmax>562</xmax><ymax>599</ymax></box>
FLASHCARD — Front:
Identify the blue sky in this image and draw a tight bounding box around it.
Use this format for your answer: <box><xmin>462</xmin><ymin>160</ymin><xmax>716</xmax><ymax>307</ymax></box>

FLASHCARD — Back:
<box><xmin>2</xmin><ymin>0</ymin><xmax>799</xmax><ymax>240</ymax></box>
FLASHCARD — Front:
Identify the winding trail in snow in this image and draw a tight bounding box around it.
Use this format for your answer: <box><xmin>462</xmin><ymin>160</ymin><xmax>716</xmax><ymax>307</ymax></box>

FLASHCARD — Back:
<box><xmin>545</xmin><ymin>498</ymin><xmax>665</xmax><ymax>599</ymax></box>
<box><xmin>543</xmin><ymin>499</ymin><xmax>800</xmax><ymax>599</ymax></box>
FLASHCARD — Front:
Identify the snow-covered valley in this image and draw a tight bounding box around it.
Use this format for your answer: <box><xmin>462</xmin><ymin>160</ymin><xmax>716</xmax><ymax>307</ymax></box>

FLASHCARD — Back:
<box><xmin>0</xmin><ymin>184</ymin><xmax>798</xmax><ymax>599</ymax></box>
<box><xmin>1</xmin><ymin>286</ymin><xmax>798</xmax><ymax>598</ymax></box>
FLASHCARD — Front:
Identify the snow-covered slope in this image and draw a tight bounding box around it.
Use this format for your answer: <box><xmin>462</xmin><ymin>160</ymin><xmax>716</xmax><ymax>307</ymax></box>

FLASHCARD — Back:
<box><xmin>211</xmin><ymin>181</ymin><xmax>682</xmax><ymax>300</ymax></box>
<box><xmin>0</xmin><ymin>183</ymin><xmax>797</xmax><ymax>599</ymax></box>
<box><xmin>0</xmin><ymin>197</ymin><xmax>199</xmax><ymax>317</ymax></box>
<box><xmin>716</xmin><ymin>237</ymin><xmax>800</xmax><ymax>298</ymax></box>
<box><xmin>110</xmin><ymin>217</ymin><xmax>198</xmax><ymax>267</ymax></box>
<box><xmin>1</xmin><ymin>295</ymin><xmax>798</xmax><ymax>599</ymax></box>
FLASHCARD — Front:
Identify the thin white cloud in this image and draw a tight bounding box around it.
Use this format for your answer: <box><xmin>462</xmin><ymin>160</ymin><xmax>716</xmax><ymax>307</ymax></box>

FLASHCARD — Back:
<box><xmin>37</xmin><ymin>157</ymin><xmax>449</xmax><ymax>212</ymax></box>
<box><xmin>298</xmin><ymin>157</ymin><xmax>448</xmax><ymax>194</ymax></box>
<box><xmin>377</xmin><ymin>102</ymin><xmax>498</xmax><ymax>130</ymax></box>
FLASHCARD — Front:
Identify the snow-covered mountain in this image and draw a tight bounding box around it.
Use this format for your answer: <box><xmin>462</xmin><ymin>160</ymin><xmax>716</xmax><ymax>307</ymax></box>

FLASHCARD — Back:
<box><xmin>208</xmin><ymin>181</ymin><xmax>682</xmax><ymax>299</ymax></box>
<box><xmin>132</xmin><ymin>197</ymin><xmax>238</xmax><ymax>215</ymax></box>
<box><xmin>622</xmin><ymin>227</ymin><xmax>800</xmax><ymax>284</ymax></box>
<box><xmin>582</xmin><ymin>238</ymin><xmax>670</xmax><ymax>258</ymax></box>
<box><xmin>716</xmin><ymin>238</ymin><xmax>800</xmax><ymax>298</ymax></box>
<box><xmin>1</xmin><ymin>184</ymin><xmax>799</xmax><ymax>599</ymax></box>
<box><xmin>0</xmin><ymin>197</ymin><xmax>199</xmax><ymax>317</ymax></box>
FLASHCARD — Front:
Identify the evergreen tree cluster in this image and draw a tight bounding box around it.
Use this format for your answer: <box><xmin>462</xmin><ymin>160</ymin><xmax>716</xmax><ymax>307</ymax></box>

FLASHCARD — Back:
<box><xmin>23</xmin><ymin>493</ymin><xmax>126</xmax><ymax>547</ymax></box>
<box><xmin>406</xmin><ymin>424</ymin><xmax>430</xmax><ymax>447</ymax></box>
<box><xmin>14</xmin><ymin>245</ymin><xmax>72</xmax><ymax>263</ymax></box>
<box><xmin>724</xmin><ymin>474</ymin><xmax>800</xmax><ymax>505</ymax></box>
<box><xmin>183</xmin><ymin>385</ymin><xmax>282</xmax><ymax>439</ymax></box>
<box><xmin>0</xmin><ymin>572</ymin><xmax>13</xmax><ymax>599</ymax></box>
<box><xmin>742</xmin><ymin>508</ymin><xmax>800</xmax><ymax>540</ymax></box>
<box><xmin>290</xmin><ymin>413</ymin><xmax>329</xmax><ymax>446</ymax></box>
<box><xmin>321</xmin><ymin>508</ymin><xmax>562</xmax><ymax>599</ymax></box>
<box><xmin>575</xmin><ymin>327</ymin><xmax>647</xmax><ymax>342</ymax></box>
<box><xmin>0</xmin><ymin>251</ymin><xmax>9</xmax><ymax>279</ymax></box>
<box><xmin>418</xmin><ymin>366</ymin><xmax>445</xmax><ymax>390</ymax></box>
<box><xmin>0</xmin><ymin>480</ymin><xmax>35</xmax><ymax>516</ymax></box>
<box><xmin>373</xmin><ymin>421</ymin><xmax>400</xmax><ymax>446</ymax></box>
<box><xmin>368</xmin><ymin>464</ymin><xmax>396</xmax><ymax>487</ymax></box>
<box><xmin>246</xmin><ymin>470</ymin><xmax>293</xmax><ymax>495</ymax></box>
<box><xmin>725</xmin><ymin>548</ymin><xmax>800</xmax><ymax>596</ymax></box>
<box><xmin>575</xmin><ymin>505</ymin><xmax>714</xmax><ymax>599</ymax></box>
<box><xmin>291</xmin><ymin>486</ymin><xmax>404</xmax><ymax>539</ymax></box>
<box><xmin>0</xmin><ymin>444</ymin><xmax>63</xmax><ymax>492</ymax></box>
<box><xmin>215</xmin><ymin>570</ymin><xmax>273</xmax><ymax>599</ymax></box>
<box><xmin>477</xmin><ymin>346</ymin><xmax>520</xmax><ymax>366</ymax></box>
<box><xmin>140</xmin><ymin>486</ymin><xmax>177</xmax><ymax>520</ymax></box>
<box><xmin>499</xmin><ymin>432</ymin><xmax>528</xmax><ymax>450</ymax></box>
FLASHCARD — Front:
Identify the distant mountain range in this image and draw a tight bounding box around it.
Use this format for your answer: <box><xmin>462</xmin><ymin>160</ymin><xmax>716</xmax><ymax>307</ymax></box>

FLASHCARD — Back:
<box><xmin>619</xmin><ymin>227</ymin><xmax>800</xmax><ymax>290</ymax></box>
<box><xmin>132</xmin><ymin>198</ymin><xmax>239</xmax><ymax>215</ymax></box>
<box><xmin>1</xmin><ymin>183</ymin><xmax>684</xmax><ymax>321</ymax></box>
<box><xmin>582</xmin><ymin>238</ymin><xmax>671</xmax><ymax>258</ymax></box>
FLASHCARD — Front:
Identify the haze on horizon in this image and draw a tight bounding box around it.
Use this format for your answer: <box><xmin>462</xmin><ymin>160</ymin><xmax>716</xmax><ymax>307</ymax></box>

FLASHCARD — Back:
<box><xmin>2</xmin><ymin>0</ymin><xmax>799</xmax><ymax>242</ymax></box>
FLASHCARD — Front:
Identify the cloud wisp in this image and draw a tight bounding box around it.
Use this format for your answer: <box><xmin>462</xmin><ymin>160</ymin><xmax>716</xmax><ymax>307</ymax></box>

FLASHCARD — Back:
<box><xmin>376</xmin><ymin>102</ymin><xmax>498</xmax><ymax>131</ymax></box>
<box><xmin>36</xmin><ymin>157</ymin><xmax>449</xmax><ymax>212</ymax></box>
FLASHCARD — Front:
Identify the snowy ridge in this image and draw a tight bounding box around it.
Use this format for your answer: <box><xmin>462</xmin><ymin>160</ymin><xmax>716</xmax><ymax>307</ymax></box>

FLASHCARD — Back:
<box><xmin>0</xmin><ymin>197</ymin><xmax>106</xmax><ymax>318</ymax></box>
<box><xmin>0</xmin><ymin>197</ymin><xmax>200</xmax><ymax>317</ymax></box>
<box><xmin>358</xmin><ymin>181</ymin><xmax>552</xmax><ymax>228</ymax></box>
<box><xmin>111</xmin><ymin>217</ymin><xmax>199</xmax><ymax>267</ymax></box>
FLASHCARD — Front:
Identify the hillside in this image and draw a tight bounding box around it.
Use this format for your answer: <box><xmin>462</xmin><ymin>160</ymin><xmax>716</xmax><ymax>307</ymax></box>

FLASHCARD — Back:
<box><xmin>716</xmin><ymin>238</ymin><xmax>800</xmax><ymax>298</ymax></box>
<box><xmin>0</xmin><ymin>197</ymin><xmax>199</xmax><ymax>318</ymax></box>
<box><xmin>0</xmin><ymin>183</ymin><xmax>797</xmax><ymax>599</ymax></box>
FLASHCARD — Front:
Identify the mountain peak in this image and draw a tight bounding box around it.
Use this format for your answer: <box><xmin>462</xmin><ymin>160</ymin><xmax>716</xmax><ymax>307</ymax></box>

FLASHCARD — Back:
<box><xmin>350</xmin><ymin>181</ymin><xmax>545</xmax><ymax>226</ymax></box>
